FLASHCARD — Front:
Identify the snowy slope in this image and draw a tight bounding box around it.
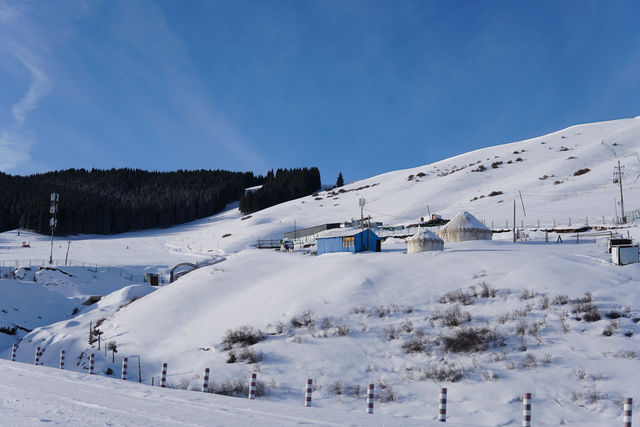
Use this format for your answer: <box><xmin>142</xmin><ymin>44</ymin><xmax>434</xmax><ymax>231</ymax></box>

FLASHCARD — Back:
<box><xmin>0</xmin><ymin>359</ymin><xmax>439</xmax><ymax>426</ymax></box>
<box><xmin>2</xmin><ymin>117</ymin><xmax>640</xmax><ymax>259</ymax></box>
<box><xmin>2</xmin><ymin>117</ymin><xmax>640</xmax><ymax>425</ymax></box>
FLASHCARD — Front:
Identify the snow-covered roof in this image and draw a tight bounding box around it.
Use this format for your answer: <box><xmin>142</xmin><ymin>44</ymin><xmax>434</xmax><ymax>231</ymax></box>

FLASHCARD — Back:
<box><xmin>316</xmin><ymin>227</ymin><xmax>368</xmax><ymax>238</ymax></box>
<box><xmin>439</xmin><ymin>211</ymin><xmax>489</xmax><ymax>232</ymax></box>
<box><xmin>408</xmin><ymin>228</ymin><xmax>443</xmax><ymax>241</ymax></box>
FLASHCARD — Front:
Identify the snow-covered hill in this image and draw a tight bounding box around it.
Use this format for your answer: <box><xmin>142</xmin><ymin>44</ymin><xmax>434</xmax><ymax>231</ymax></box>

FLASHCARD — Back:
<box><xmin>2</xmin><ymin>117</ymin><xmax>640</xmax><ymax>425</ymax></box>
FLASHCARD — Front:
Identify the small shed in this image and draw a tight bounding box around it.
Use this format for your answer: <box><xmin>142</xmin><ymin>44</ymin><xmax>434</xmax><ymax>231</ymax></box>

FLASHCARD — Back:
<box><xmin>407</xmin><ymin>228</ymin><xmax>444</xmax><ymax>253</ymax></box>
<box><xmin>316</xmin><ymin>228</ymin><xmax>381</xmax><ymax>255</ymax></box>
<box><xmin>436</xmin><ymin>211</ymin><xmax>492</xmax><ymax>243</ymax></box>
<box><xmin>612</xmin><ymin>245</ymin><xmax>639</xmax><ymax>265</ymax></box>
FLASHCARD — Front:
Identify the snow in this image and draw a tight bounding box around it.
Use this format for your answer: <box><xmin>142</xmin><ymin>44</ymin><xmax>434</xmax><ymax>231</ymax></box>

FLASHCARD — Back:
<box><xmin>2</xmin><ymin>117</ymin><xmax>640</xmax><ymax>425</ymax></box>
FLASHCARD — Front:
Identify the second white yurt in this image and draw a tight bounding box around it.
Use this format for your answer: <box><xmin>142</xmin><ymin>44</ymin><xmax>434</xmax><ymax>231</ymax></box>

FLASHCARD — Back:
<box><xmin>436</xmin><ymin>211</ymin><xmax>492</xmax><ymax>243</ymax></box>
<box><xmin>407</xmin><ymin>228</ymin><xmax>444</xmax><ymax>253</ymax></box>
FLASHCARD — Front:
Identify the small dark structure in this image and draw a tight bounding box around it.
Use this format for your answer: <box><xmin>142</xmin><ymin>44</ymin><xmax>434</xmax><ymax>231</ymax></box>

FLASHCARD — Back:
<box><xmin>609</xmin><ymin>238</ymin><xmax>633</xmax><ymax>253</ymax></box>
<box><xmin>316</xmin><ymin>228</ymin><xmax>381</xmax><ymax>255</ymax></box>
<box><xmin>169</xmin><ymin>263</ymin><xmax>197</xmax><ymax>283</ymax></box>
<box><xmin>82</xmin><ymin>296</ymin><xmax>102</xmax><ymax>306</ymax></box>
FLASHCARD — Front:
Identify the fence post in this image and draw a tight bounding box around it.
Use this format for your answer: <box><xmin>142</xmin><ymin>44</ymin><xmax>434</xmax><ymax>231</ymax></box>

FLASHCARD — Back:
<box><xmin>305</xmin><ymin>379</ymin><xmax>312</xmax><ymax>407</ymax></box>
<box><xmin>623</xmin><ymin>397</ymin><xmax>632</xmax><ymax>427</ymax></box>
<box><xmin>11</xmin><ymin>343</ymin><xmax>17</xmax><ymax>361</ymax></box>
<box><xmin>439</xmin><ymin>387</ymin><xmax>447</xmax><ymax>422</ymax></box>
<box><xmin>367</xmin><ymin>383</ymin><xmax>374</xmax><ymax>414</ymax></box>
<box><xmin>248</xmin><ymin>373</ymin><xmax>257</xmax><ymax>399</ymax></box>
<box><xmin>202</xmin><ymin>368</ymin><xmax>210</xmax><ymax>392</ymax></box>
<box><xmin>34</xmin><ymin>347</ymin><xmax>40</xmax><ymax>365</ymax></box>
<box><xmin>89</xmin><ymin>353</ymin><xmax>95</xmax><ymax>374</ymax></box>
<box><xmin>522</xmin><ymin>393</ymin><xmax>531</xmax><ymax>427</ymax></box>
<box><xmin>59</xmin><ymin>350</ymin><xmax>65</xmax><ymax>369</ymax></box>
<box><xmin>160</xmin><ymin>363</ymin><xmax>167</xmax><ymax>387</ymax></box>
<box><xmin>121</xmin><ymin>357</ymin><xmax>128</xmax><ymax>380</ymax></box>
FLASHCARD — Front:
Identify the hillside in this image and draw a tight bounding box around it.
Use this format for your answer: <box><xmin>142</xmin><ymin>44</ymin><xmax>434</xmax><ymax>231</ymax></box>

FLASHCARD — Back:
<box><xmin>2</xmin><ymin>117</ymin><xmax>640</xmax><ymax>425</ymax></box>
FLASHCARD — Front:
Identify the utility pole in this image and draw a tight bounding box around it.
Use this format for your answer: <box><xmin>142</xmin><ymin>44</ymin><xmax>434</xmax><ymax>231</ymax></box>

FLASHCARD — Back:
<box><xmin>614</xmin><ymin>160</ymin><xmax>626</xmax><ymax>223</ymax></box>
<box><xmin>49</xmin><ymin>193</ymin><xmax>59</xmax><ymax>265</ymax></box>
<box><xmin>359</xmin><ymin>198</ymin><xmax>366</xmax><ymax>251</ymax></box>
<box><xmin>513</xmin><ymin>199</ymin><xmax>516</xmax><ymax>243</ymax></box>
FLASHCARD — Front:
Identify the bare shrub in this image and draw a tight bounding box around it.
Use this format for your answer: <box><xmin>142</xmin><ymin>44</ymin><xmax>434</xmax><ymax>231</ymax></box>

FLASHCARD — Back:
<box><xmin>538</xmin><ymin>296</ymin><xmax>550</xmax><ymax>310</ymax></box>
<box><xmin>478</xmin><ymin>281</ymin><xmax>497</xmax><ymax>298</ymax></box>
<box><xmin>290</xmin><ymin>310</ymin><xmax>316</xmax><ymax>328</ymax></box>
<box><xmin>376</xmin><ymin>379</ymin><xmax>398</xmax><ymax>402</ymax></box>
<box><xmin>554</xmin><ymin>295</ymin><xmax>569</xmax><ymax>305</ymax></box>
<box><xmin>613</xmin><ymin>350</ymin><xmax>637</xmax><ymax>359</ymax></box>
<box><xmin>345</xmin><ymin>384</ymin><xmax>362</xmax><ymax>397</ymax></box>
<box><xmin>574</xmin><ymin>292</ymin><xmax>592</xmax><ymax>304</ymax></box>
<box><xmin>383</xmin><ymin>326</ymin><xmax>400</xmax><ymax>340</ymax></box>
<box><xmin>371</xmin><ymin>305</ymin><xmax>390</xmax><ymax>318</ymax></box>
<box><xmin>571</xmin><ymin>388</ymin><xmax>607</xmax><ymax>406</ymax></box>
<box><xmin>350</xmin><ymin>305</ymin><xmax>367</xmax><ymax>314</ymax></box>
<box><xmin>520</xmin><ymin>288</ymin><xmax>535</xmax><ymax>300</ymax></box>
<box><xmin>334</xmin><ymin>324</ymin><xmax>351</xmax><ymax>336</ymax></box>
<box><xmin>431</xmin><ymin>305</ymin><xmax>472</xmax><ymax>327</ymax></box>
<box><xmin>606</xmin><ymin>310</ymin><xmax>622</xmax><ymax>319</ymax></box>
<box><xmin>222</xmin><ymin>326</ymin><xmax>266</xmax><ymax>350</ymax></box>
<box><xmin>519</xmin><ymin>353</ymin><xmax>538</xmax><ymax>368</ymax></box>
<box><xmin>573</xmin><ymin>303</ymin><xmax>601</xmax><ymax>322</ymax></box>
<box><xmin>543</xmin><ymin>353</ymin><xmax>553</xmax><ymax>364</ymax></box>
<box><xmin>440</xmin><ymin>288</ymin><xmax>476</xmax><ymax>305</ymax></box>
<box><xmin>441</xmin><ymin>326</ymin><xmax>501</xmax><ymax>353</ymax></box>
<box><xmin>422</xmin><ymin>361</ymin><xmax>465</xmax><ymax>382</ymax></box>
<box><xmin>574</xmin><ymin>367</ymin><xmax>587</xmax><ymax>381</ymax></box>
<box><xmin>483</xmin><ymin>370</ymin><xmax>499</xmax><ymax>381</ymax></box>
<box><xmin>207</xmin><ymin>378</ymin><xmax>266</xmax><ymax>397</ymax></box>
<box><xmin>401</xmin><ymin>319</ymin><xmax>414</xmax><ymax>333</ymax></box>
<box><xmin>327</xmin><ymin>380</ymin><xmax>343</xmax><ymax>395</ymax></box>
<box><xmin>227</xmin><ymin>347</ymin><xmax>263</xmax><ymax>364</ymax></box>
<box><xmin>402</xmin><ymin>334</ymin><xmax>427</xmax><ymax>354</ymax></box>
<box><xmin>602</xmin><ymin>321</ymin><xmax>620</xmax><ymax>336</ymax></box>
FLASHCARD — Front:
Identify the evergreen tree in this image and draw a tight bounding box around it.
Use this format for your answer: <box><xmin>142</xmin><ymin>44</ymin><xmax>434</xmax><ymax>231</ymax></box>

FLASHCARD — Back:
<box><xmin>336</xmin><ymin>172</ymin><xmax>344</xmax><ymax>187</ymax></box>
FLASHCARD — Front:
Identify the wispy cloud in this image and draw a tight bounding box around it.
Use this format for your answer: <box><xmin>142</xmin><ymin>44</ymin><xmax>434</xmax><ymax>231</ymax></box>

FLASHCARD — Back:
<box><xmin>9</xmin><ymin>47</ymin><xmax>51</xmax><ymax>125</ymax></box>
<box><xmin>0</xmin><ymin>130</ymin><xmax>34</xmax><ymax>170</ymax></box>
<box><xmin>0</xmin><ymin>1</ymin><xmax>52</xmax><ymax>171</ymax></box>
<box><xmin>108</xmin><ymin>0</ymin><xmax>268</xmax><ymax>170</ymax></box>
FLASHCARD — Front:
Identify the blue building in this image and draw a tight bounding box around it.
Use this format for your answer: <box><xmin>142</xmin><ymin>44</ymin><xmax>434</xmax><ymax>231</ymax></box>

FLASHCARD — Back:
<box><xmin>316</xmin><ymin>228</ymin><xmax>381</xmax><ymax>255</ymax></box>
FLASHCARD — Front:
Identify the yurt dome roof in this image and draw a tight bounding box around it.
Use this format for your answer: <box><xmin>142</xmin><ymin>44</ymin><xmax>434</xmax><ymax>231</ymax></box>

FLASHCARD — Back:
<box><xmin>408</xmin><ymin>228</ymin><xmax>443</xmax><ymax>241</ymax></box>
<box><xmin>439</xmin><ymin>211</ymin><xmax>489</xmax><ymax>232</ymax></box>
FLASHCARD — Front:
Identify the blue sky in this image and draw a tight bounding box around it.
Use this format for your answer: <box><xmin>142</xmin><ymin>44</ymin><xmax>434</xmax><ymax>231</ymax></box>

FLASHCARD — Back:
<box><xmin>1</xmin><ymin>0</ymin><xmax>640</xmax><ymax>184</ymax></box>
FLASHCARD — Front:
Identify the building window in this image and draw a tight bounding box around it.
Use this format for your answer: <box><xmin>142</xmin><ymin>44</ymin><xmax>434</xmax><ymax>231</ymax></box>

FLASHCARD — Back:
<box><xmin>342</xmin><ymin>236</ymin><xmax>355</xmax><ymax>247</ymax></box>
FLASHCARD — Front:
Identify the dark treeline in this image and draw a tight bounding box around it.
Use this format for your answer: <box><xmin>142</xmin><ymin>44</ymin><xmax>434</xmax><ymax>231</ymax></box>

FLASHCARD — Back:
<box><xmin>239</xmin><ymin>167</ymin><xmax>321</xmax><ymax>214</ymax></box>
<box><xmin>0</xmin><ymin>168</ymin><xmax>262</xmax><ymax>235</ymax></box>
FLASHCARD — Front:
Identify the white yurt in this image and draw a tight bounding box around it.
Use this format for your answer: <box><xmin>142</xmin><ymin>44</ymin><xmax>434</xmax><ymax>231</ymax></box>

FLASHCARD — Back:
<box><xmin>436</xmin><ymin>211</ymin><xmax>492</xmax><ymax>243</ymax></box>
<box><xmin>407</xmin><ymin>228</ymin><xmax>444</xmax><ymax>253</ymax></box>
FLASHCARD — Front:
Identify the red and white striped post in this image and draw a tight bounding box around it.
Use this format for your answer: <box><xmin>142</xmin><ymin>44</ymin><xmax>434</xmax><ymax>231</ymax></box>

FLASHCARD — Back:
<box><xmin>160</xmin><ymin>363</ymin><xmax>167</xmax><ymax>387</ymax></box>
<box><xmin>121</xmin><ymin>357</ymin><xmax>128</xmax><ymax>380</ymax></box>
<box><xmin>522</xmin><ymin>393</ymin><xmax>531</xmax><ymax>427</ymax></box>
<box><xmin>439</xmin><ymin>387</ymin><xmax>447</xmax><ymax>422</ymax></box>
<box><xmin>202</xmin><ymin>368</ymin><xmax>210</xmax><ymax>392</ymax></box>
<box><xmin>366</xmin><ymin>384</ymin><xmax>374</xmax><ymax>414</ymax></box>
<box><xmin>248</xmin><ymin>373</ymin><xmax>257</xmax><ymax>399</ymax></box>
<box><xmin>89</xmin><ymin>353</ymin><xmax>95</xmax><ymax>374</ymax></box>
<box><xmin>59</xmin><ymin>350</ymin><xmax>65</xmax><ymax>369</ymax></box>
<box><xmin>11</xmin><ymin>343</ymin><xmax>17</xmax><ymax>361</ymax></box>
<box><xmin>34</xmin><ymin>347</ymin><xmax>40</xmax><ymax>365</ymax></box>
<box><xmin>624</xmin><ymin>397</ymin><xmax>632</xmax><ymax>427</ymax></box>
<box><xmin>305</xmin><ymin>379</ymin><xmax>313</xmax><ymax>407</ymax></box>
